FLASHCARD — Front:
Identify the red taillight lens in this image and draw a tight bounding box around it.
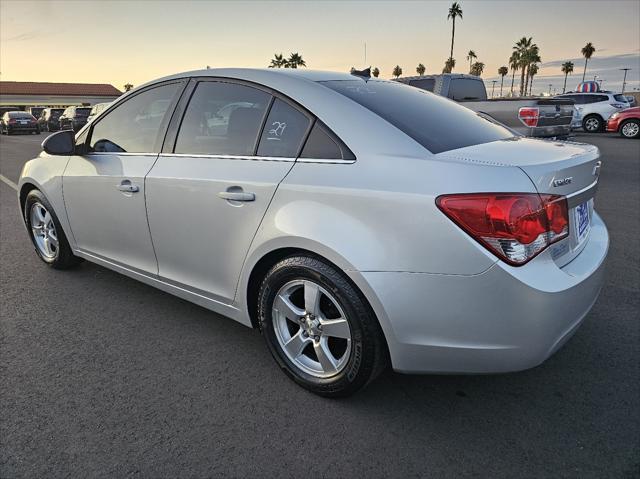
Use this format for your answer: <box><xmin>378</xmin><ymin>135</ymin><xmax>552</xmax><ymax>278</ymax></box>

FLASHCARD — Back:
<box><xmin>436</xmin><ymin>193</ymin><xmax>569</xmax><ymax>266</ymax></box>
<box><xmin>518</xmin><ymin>107</ymin><xmax>539</xmax><ymax>127</ymax></box>
<box><xmin>8</xmin><ymin>119</ymin><xmax>16</xmax><ymax>124</ymax></box>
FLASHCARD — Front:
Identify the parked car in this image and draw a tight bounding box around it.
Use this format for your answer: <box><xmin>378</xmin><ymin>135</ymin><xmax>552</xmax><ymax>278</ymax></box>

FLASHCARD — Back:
<box><xmin>59</xmin><ymin>106</ymin><xmax>92</xmax><ymax>132</ymax></box>
<box><xmin>27</xmin><ymin>106</ymin><xmax>45</xmax><ymax>120</ymax></box>
<box><xmin>1</xmin><ymin>111</ymin><xmax>39</xmax><ymax>135</ymax></box>
<box><xmin>556</xmin><ymin>91</ymin><xmax>630</xmax><ymax>132</ymax></box>
<box><xmin>606</xmin><ymin>106</ymin><xmax>640</xmax><ymax>139</ymax></box>
<box><xmin>37</xmin><ymin>108</ymin><xmax>65</xmax><ymax>132</ymax></box>
<box><xmin>395</xmin><ymin>73</ymin><xmax>575</xmax><ymax>138</ymax></box>
<box><xmin>86</xmin><ymin>102</ymin><xmax>111</xmax><ymax>123</ymax></box>
<box><xmin>18</xmin><ymin>68</ymin><xmax>608</xmax><ymax>397</ymax></box>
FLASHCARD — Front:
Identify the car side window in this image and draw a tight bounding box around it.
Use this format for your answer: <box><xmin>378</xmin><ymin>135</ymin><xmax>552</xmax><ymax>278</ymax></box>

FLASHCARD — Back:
<box><xmin>175</xmin><ymin>81</ymin><xmax>271</xmax><ymax>156</ymax></box>
<box><xmin>256</xmin><ymin>99</ymin><xmax>311</xmax><ymax>158</ymax></box>
<box><xmin>300</xmin><ymin>122</ymin><xmax>347</xmax><ymax>160</ymax></box>
<box><xmin>89</xmin><ymin>82</ymin><xmax>180</xmax><ymax>153</ymax></box>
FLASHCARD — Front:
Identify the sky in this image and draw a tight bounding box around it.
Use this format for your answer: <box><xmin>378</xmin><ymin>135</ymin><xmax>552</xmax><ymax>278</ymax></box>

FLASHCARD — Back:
<box><xmin>1</xmin><ymin>0</ymin><xmax>639</xmax><ymax>95</ymax></box>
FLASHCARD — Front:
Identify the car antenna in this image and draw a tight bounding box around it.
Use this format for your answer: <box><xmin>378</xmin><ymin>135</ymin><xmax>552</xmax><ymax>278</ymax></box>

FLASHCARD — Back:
<box><xmin>350</xmin><ymin>67</ymin><xmax>371</xmax><ymax>80</ymax></box>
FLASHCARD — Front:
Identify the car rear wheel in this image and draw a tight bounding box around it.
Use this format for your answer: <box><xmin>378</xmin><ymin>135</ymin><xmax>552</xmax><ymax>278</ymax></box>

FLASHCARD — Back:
<box><xmin>24</xmin><ymin>189</ymin><xmax>82</xmax><ymax>269</ymax></box>
<box><xmin>258</xmin><ymin>255</ymin><xmax>387</xmax><ymax>397</ymax></box>
<box><xmin>583</xmin><ymin>114</ymin><xmax>603</xmax><ymax>132</ymax></box>
<box><xmin>620</xmin><ymin>119</ymin><xmax>640</xmax><ymax>139</ymax></box>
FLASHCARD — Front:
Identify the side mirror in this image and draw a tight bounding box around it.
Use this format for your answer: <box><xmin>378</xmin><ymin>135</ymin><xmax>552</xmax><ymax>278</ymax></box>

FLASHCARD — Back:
<box><xmin>42</xmin><ymin>130</ymin><xmax>75</xmax><ymax>155</ymax></box>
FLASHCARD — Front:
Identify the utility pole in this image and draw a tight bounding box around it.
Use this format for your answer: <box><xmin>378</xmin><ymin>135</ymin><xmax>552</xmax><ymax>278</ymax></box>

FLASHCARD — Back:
<box><xmin>364</xmin><ymin>42</ymin><xmax>367</xmax><ymax>66</ymax></box>
<box><xmin>548</xmin><ymin>84</ymin><xmax>552</xmax><ymax>96</ymax></box>
<box><xmin>491</xmin><ymin>80</ymin><xmax>497</xmax><ymax>99</ymax></box>
<box><xmin>620</xmin><ymin>68</ymin><xmax>631</xmax><ymax>93</ymax></box>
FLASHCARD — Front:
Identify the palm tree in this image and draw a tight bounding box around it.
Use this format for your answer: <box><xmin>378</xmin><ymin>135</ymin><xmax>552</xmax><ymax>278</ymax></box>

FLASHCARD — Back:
<box><xmin>467</xmin><ymin>50</ymin><xmax>477</xmax><ymax>72</ymax></box>
<box><xmin>513</xmin><ymin>37</ymin><xmax>533</xmax><ymax>96</ymax></box>
<box><xmin>372</xmin><ymin>67</ymin><xmax>380</xmax><ymax>78</ymax></box>
<box><xmin>442</xmin><ymin>57</ymin><xmax>456</xmax><ymax>73</ymax></box>
<box><xmin>287</xmin><ymin>52</ymin><xmax>306</xmax><ymax>69</ymax></box>
<box><xmin>416</xmin><ymin>63</ymin><xmax>426</xmax><ymax>76</ymax></box>
<box><xmin>392</xmin><ymin>65</ymin><xmax>403</xmax><ymax>78</ymax></box>
<box><xmin>508</xmin><ymin>51</ymin><xmax>520</xmax><ymax>96</ymax></box>
<box><xmin>523</xmin><ymin>45</ymin><xmax>540</xmax><ymax>96</ymax></box>
<box><xmin>498</xmin><ymin>66</ymin><xmax>509</xmax><ymax>97</ymax></box>
<box><xmin>447</xmin><ymin>2</ymin><xmax>463</xmax><ymax>70</ymax></box>
<box><xmin>561</xmin><ymin>61</ymin><xmax>574</xmax><ymax>93</ymax></box>
<box><xmin>528</xmin><ymin>63</ymin><xmax>539</xmax><ymax>95</ymax></box>
<box><xmin>581</xmin><ymin>42</ymin><xmax>595</xmax><ymax>82</ymax></box>
<box><xmin>470</xmin><ymin>62</ymin><xmax>485</xmax><ymax>76</ymax></box>
<box><xmin>269</xmin><ymin>53</ymin><xmax>286</xmax><ymax>68</ymax></box>
<box><xmin>123</xmin><ymin>83</ymin><xmax>133</xmax><ymax>92</ymax></box>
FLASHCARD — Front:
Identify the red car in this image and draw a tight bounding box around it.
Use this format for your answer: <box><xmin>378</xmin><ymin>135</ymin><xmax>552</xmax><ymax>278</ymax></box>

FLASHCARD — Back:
<box><xmin>607</xmin><ymin>106</ymin><xmax>640</xmax><ymax>138</ymax></box>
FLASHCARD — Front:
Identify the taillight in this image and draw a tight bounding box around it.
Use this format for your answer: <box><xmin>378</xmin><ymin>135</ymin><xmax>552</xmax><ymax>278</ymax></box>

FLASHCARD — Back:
<box><xmin>8</xmin><ymin>119</ymin><xmax>16</xmax><ymax>124</ymax></box>
<box><xmin>436</xmin><ymin>193</ymin><xmax>569</xmax><ymax>266</ymax></box>
<box><xmin>518</xmin><ymin>107</ymin><xmax>539</xmax><ymax>127</ymax></box>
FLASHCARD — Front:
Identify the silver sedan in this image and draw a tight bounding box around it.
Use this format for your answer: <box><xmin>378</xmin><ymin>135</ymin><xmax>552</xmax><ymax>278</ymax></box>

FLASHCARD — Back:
<box><xmin>18</xmin><ymin>68</ymin><xmax>609</xmax><ymax>397</ymax></box>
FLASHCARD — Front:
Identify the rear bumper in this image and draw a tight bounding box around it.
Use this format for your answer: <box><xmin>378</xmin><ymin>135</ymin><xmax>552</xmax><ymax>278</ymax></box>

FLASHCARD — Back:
<box><xmin>361</xmin><ymin>212</ymin><xmax>609</xmax><ymax>374</ymax></box>
<box><xmin>525</xmin><ymin>124</ymin><xmax>572</xmax><ymax>138</ymax></box>
<box><xmin>6</xmin><ymin>125</ymin><xmax>38</xmax><ymax>133</ymax></box>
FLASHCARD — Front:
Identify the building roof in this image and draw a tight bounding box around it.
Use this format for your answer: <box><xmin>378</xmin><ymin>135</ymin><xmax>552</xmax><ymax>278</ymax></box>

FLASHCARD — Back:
<box><xmin>0</xmin><ymin>81</ymin><xmax>122</xmax><ymax>97</ymax></box>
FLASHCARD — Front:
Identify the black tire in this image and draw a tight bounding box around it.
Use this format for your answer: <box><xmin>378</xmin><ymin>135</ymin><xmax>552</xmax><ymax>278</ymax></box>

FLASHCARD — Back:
<box><xmin>582</xmin><ymin>114</ymin><xmax>603</xmax><ymax>133</ymax></box>
<box><xmin>23</xmin><ymin>189</ymin><xmax>82</xmax><ymax>269</ymax></box>
<box><xmin>258</xmin><ymin>255</ymin><xmax>387</xmax><ymax>397</ymax></box>
<box><xmin>619</xmin><ymin>119</ymin><xmax>640</xmax><ymax>139</ymax></box>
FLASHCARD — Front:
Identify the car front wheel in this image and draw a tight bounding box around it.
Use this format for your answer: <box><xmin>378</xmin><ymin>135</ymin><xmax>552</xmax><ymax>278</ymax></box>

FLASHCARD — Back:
<box><xmin>620</xmin><ymin>119</ymin><xmax>640</xmax><ymax>139</ymax></box>
<box><xmin>258</xmin><ymin>255</ymin><xmax>387</xmax><ymax>397</ymax></box>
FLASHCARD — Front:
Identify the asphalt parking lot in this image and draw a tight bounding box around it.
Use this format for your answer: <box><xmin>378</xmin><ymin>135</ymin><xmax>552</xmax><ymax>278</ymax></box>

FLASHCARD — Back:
<box><xmin>1</xmin><ymin>132</ymin><xmax>638</xmax><ymax>478</ymax></box>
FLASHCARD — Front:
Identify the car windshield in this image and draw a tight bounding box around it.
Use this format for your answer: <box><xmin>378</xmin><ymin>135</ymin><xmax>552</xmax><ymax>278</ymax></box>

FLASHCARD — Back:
<box><xmin>8</xmin><ymin>112</ymin><xmax>32</xmax><ymax>118</ymax></box>
<box><xmin>322</xmin><ymin>80</ymin><xmax>514</xmax><ymax>154</ymax></box>
<box><xmin>614</xmin><ymin>94</ymin><xmax>628</xmax><ymax>103</ymax></box>
<box><xmin>75</xmin><ymin>108</ymin><xmax>91</xmax><ymax>116</ymax></box>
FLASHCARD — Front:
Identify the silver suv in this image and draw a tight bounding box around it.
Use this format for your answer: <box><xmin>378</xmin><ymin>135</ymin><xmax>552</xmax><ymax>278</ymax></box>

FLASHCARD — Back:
<box><xmin>558</xmin><ymin>91</ymin><xmax>630</xmax><ymax>132</ymax></box>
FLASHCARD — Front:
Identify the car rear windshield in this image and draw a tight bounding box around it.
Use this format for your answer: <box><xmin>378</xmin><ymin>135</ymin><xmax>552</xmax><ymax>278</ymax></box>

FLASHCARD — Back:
<box><xmin>75</xmin><ymin>108</ymin><xmax>91</xmax><ymax>116</ymax></box>
<box><xmin>51</xmin><ymin>109</ymin><xmax>64</xmax><ymax>116</ymax></box>
<box><xmin>8</xmin><ymin>112</ymin><xmax>32</xmax><ymax>118</ymax></box>
<box><xmin>321</xmin><ymin>80</ymin><xmax>514</xmax><ymax>154</ymax></box>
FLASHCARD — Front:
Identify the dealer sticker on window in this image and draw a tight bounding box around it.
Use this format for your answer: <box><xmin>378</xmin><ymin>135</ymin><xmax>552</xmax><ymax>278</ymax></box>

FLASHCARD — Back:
<box><xmin>575</xmin><ymin>201</ymin><xmax>591</xmax><ymax>245</ymax></box>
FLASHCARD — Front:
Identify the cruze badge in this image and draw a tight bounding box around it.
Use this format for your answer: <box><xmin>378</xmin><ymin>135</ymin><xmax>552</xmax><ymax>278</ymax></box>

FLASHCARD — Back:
<box><xmin>553</xmin><ymin>177</ymin><xmax>573</xmax><ymax>187</ymax></box>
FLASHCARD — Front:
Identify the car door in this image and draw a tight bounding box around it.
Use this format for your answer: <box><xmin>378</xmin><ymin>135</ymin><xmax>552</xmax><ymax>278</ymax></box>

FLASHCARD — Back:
<box><xmin>63</xmin><ymin>81</ymin><xmax>184</xmax><ymax>274</ymax></box>
<box><xmin>145</xmin><ymin>79</ymin><xmax>312</xmax><ymax>302</ymax></box>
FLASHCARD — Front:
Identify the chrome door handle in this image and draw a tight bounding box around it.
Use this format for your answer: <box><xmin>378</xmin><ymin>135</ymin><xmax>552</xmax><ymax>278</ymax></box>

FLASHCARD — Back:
<box><xmin>117</xmin><ymin>180</ymin><xmax>139</xmax><ymax>193</ymax></box>
<box><xmin>218</xmin><ymin>191</ymin><xmax>255</xmax><ymax>202</ymax></box>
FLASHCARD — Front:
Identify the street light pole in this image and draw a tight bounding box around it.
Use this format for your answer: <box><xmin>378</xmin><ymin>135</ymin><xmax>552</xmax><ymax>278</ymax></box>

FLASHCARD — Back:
<box><xmin>548</xmin><ymin>83</ymin><xmax>552</xmax><ymax>96</ymax></box>
<box><xmin>491</xmin><ymin>80</ymin><xmax>497</xmax><ymax>99</ymax></box>
<box><xmin>620</xmin><ymin>68</ymin><xmax>631</xmax><ymax>93</ymax></box>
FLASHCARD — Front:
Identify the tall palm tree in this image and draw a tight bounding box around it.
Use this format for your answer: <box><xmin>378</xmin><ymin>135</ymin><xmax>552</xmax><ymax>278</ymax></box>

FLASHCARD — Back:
<box><xmin>528</xmin><ymin>63</ymin><xmax>539</xmax><ymax>95</ymax></box>
<box><xmin>392</xmin><ymin>65</ymin><xmax>403</xmax><ymax>78</ymax></box>
<box><xmin>523</xmin><ymin>45</ymin><xmax>540</xmax><ymax>96</ymax></box>
<box><xmin>287</xmin><ymin>52</ymin><xmax>306</xmax><ymax>69</ymax></box>
<box><xmin>470</xmin><ymin>62</ymin><xmax>485</xmax><ymax>76</ymax></box>
<box><xmin>467</xmin><ymin>50</ymin><xmax>477</xmax><ymax>72</ymax></box>
<box><xmin>269</xmin><ymin>53</ymin><xmax>286</xmax><ymax>68</ymax></box>
<box><xmin>561</xmin><ymin>61</ymin><xmax>574</xmax><ymax>93</ymax></box>
<box><xmin>372</xmin><ymin>67</ymin><xmax>380</xmax><ymax>78</ymax></box>
<box><xmin>508</xmin><ymin>51</ymin><xmax>520</xmax><ymax>96</ymax></box>
<box><xmin>581</xmin><ymin>42</ymin><xmax>595</xmax><ymax>82</ymax></box>
<box><xmin>416</xmin><ymin>63</ymin><xmax>426</xmax><ymax>76</ymax></box>
<box><xmin>513</xmin><ymin>37</ymin><xmax>533</xmax><ymax>96</ymax></box>
<box><xmin>123</xmin><ymin>83</ymin><xmax>133</xmax><ymax>92</ymax></box>
<box><xmin>447</xmin><ymin>2</ymin><xmax>463</xmax><ymax>70</ymax></box>
<box><xmin>442</xmin><ymin>57</ymin><xmax>456</xmax><ymax>73</ymax></box>
<box><xmin>498</xmin><ymin>66</ymin><xmax>509</xmax><ymax>97</ymax></box>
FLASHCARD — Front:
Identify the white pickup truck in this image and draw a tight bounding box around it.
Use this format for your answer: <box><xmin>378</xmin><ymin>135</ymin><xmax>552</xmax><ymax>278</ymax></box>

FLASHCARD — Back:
<box><xmin>395</xmin><ymin>73</ymin><xmax>575</xmax><ymax>138</ymax></box>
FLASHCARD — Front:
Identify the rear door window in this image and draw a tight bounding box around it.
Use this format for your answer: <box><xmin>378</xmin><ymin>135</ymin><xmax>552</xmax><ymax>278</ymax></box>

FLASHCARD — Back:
<box><xmin>323</xmin><ymin>80</ymin><xmax>512</xmax><ymax>154</ymax></box>
<box><xmin>257</xmin><ymin>99</ymin><xmax>311</xmax><ymax>158</ymax></box>
<box><xmin>175</xmin><ymin>81</ymin><xmax>271</xmax><ymax>156</ymax></box>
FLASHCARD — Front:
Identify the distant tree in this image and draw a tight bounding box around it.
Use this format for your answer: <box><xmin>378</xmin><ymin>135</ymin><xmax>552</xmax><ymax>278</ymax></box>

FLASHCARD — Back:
<box><xmin>528</xmin><ymin>63</ymin><xmax>539</xmax><ymax>95</ymax></box>
<box><xmin>372</xmin><ymin>67</ymin><xmax>380</xmax><ymax>78</ymax></box>
<box><xmin>498</xmin><ymin>66</ymin><xmax>509</xmax><ymax>97</ymax></box>
<box><xmin>470</xmin><ymin>62</ymin><xmax>485</xmax><ymax>76</ymax></box>
<box><xmin>287</xmin><ymin>52</ymin><xmax>306</xmax><ymax>69</ymax></box>
<box><xmin>392</xmin><ymin>65</ymin><xmax>403</xmax><ymax>78</ymax></box>
<box><xmin>123</xmin><ymin>83</ymin><xmax>133</xmax><ymax>92</ymax></box>
<box><xmin>416</xmin><ymin>63</ymin><xmax>426</xmax><ymax>76</ymax></box>
<box><xmin>447</xmin><ymin>2</ymin><xmax>463</xmax><ymax>69</ymax></box>
<box><xmin>442</xmin><ymin>57</ymin><xmax>456</xmax><ymax>73</ymax></box>
<box><xmin>466</xmin><ymin>50</ymin><xmax>477</xmax><ymax>72</ymax></box>
<box><xmin>269</xmin><ymin>53</ymin><xmax>286</xmax><ymax>68</ymax></box>
<box><xmin>581</xmin><ymin>42</ymin><xmax>595</xmax><ymax>82</ymax></box>
<box><xmin>561</xmin><ymin>61</ymin><xmax>574</xmax><ymax>93</ymax></box>
<box><xmin>508</xmin><ymin>51</ymin><xmax>520</xmax><ymax>96</ymax></box>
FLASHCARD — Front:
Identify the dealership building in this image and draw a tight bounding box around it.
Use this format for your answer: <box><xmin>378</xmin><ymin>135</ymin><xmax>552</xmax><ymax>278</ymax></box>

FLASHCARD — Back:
<box><xmin>0</xmin><ymin>81</ymin><xmax>122</xmax><ymax>112</ymax></box>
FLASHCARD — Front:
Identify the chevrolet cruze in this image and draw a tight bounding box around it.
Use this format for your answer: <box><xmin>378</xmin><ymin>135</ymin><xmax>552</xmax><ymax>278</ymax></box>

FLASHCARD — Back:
<box><xmin>18</xmin><ymin>68</ymin><xmax>609</xmax><ymax>397</ymax></box>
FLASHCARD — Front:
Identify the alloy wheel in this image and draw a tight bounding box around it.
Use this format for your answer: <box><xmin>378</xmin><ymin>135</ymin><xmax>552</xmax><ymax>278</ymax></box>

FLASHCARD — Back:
<box><xmin>272</xmin><ymin>279</ymin><xmax>352</xmax><ymax>378</ymax></box>
<box><xmin>30</xmin><ymin>202</ymin><xmax>59</xmax><ymax>259</ymax></box>
<box><xmin>585</xmin><ymin>117</ymin><xmax>600</xmax><ymax>132</ymax></box>
<box><xmin>621</xmin><ymin>121</ymin><xmax>639</xmax><ymax>138</ymax></box>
